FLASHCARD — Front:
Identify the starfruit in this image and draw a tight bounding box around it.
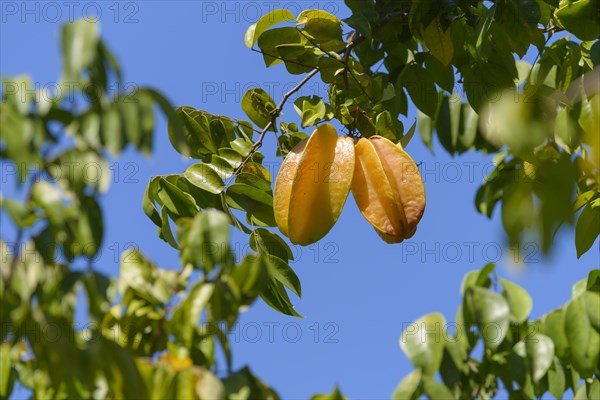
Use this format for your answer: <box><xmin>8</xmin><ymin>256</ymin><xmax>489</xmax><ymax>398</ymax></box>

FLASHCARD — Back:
<box><xmin>351</xmin><ymin>135</ymin><xmax>426</xmax><ymax>243</ymax></box>
<box><xmin>274</xmin><ymin>124</ymin><xmax>355</xmax><ymax>245</ymax></box>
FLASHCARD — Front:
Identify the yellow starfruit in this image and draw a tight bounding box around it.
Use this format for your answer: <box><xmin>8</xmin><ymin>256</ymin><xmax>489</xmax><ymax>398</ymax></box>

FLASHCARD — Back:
<box><xmin>274</xmin><ymin>124</ymin><xmax>355</xmax><ymax>245</ymax></box>
<box><xmin>351</xmin><ymin>135</ymin><xmax>426</xmax><ymax>243</ymax></box>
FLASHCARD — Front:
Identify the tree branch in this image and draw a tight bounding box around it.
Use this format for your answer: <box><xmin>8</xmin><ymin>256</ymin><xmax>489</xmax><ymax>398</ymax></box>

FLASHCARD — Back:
<box><xmin>228</xmin><ymin>6</ymin><xmax>411</xmax><ymax>182</ymax></box>
<box><xmin>231</xmin><ymin>67</ymin><xmax>320</xmax><ymax>179</ymax></box>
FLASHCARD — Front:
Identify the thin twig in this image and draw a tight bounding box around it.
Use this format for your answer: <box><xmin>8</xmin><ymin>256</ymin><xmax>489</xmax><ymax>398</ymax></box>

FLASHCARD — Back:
<box><xmin>228</xmin><ymin>5</ymin><xmax>410</xmax><ymax>183</ymax></box>
<box><xmin>297</xmin><ymin>28</ymin><xmax>376</xmax><ymax>105</ymax></box>
<box><xmin>342</xmin><ymin>32</ymin><xmax>357</xmax><ymax>89</ymax></box>
<box><xmin>528</xmin><ymin>31</ymin><xmax>554</xmax><ymax>81</ymax></box>
<box><xmin>230</xmin><ymin>68</ymin><xmax>320</xmax><ymax>180</ymax></box>
<box><xmin>542</xmin><ymin>25</ymin><xmax>563</xmax><ymax>33</ymax></box>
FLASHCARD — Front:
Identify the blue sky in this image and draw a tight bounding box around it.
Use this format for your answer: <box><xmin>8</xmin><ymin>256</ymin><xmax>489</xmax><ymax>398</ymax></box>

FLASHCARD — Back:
<box><xmin>1</xmin><ymin>1</ymin><xmax>598</xmax><ymax>399</ymax></box>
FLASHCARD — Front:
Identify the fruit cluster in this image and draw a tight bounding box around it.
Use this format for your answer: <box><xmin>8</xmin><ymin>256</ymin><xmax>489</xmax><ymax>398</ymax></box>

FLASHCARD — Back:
<box><xmin>274</xmin><ymin>124</ymin><xmax>426</xmax><ymax>245</ymax></box>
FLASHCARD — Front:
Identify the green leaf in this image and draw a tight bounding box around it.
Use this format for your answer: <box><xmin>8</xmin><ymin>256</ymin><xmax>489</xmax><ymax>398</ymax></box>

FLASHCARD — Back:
<box><xmin>585</xmin><ymin>269</ymin><xmax>600</xmax><ymax>292</ymax></box>
<box><xmin>177</xmin><ymin>210</ymin><xmax>231</xmax><ymax>271</ymax></box>
<box><xmin>310</xmin><ymin>385</ymin><xmax>347</xmax><ymax>400</ymax></box>
<box><xmin>160</xmin><ymin>207</ymin><xmax>178</xmax><ymax>249</ymax></box>
<box><xmin>48</xmin><ymin>149</ymin><xmax>110</xmax><ymax>194</ymax></box>
<box><xmin>581</xmin><ymin>40</ymin><xmax>600</xmax><ymax>68</ymax></box>
<box><xmin>421</xmin><ymin>17</ymin><xmax>454</xmax><ymax>66</ymax></box>
<box><xmin>299</xmin><ymin>11</ymin><xmax>344</xmax><ymax>52</ymax></box>
<box><xmin>249</xmin><ymin>228</ymin><xmax>294</xmax><ymax>261</ymax></box>
<box><xmin>417</xmin><ymin>111</ymin><xmax>434</xmax><ymax>151</ymax></box>
<box><xmin>196</xmin><ymin>369</ymin><xmax>226</xmax><ymax>400</ymax></box>
<box><xmin>170</xmin><ymin>282</ymin><xmax>214</xmax><ymax>346</ymax></box>
<box><xmin>391</xmin><ymin>370</ymin><xmax>421</xmax><ymax>400</ymax></box>
<box><xmin>400</xmin><ymin>313</ymin><xmax>446</xmax><ymax>376</ymax></box>
<box><xmin>120</xmin><ymin>100</ymin><xmax>141</xmax><ymax>149</ymax></box>
<box><xmin>422</xmin><ymin>377</ymin><xmax>455</xmax><ymax>399</ymax></box>
<box><xmin>573</xmin><ymin>278</ymin><xmax>589</xmax><ymax>299</ymax></box>
<box><xmin>583</xmin><ymin>291</ymin><xmax>600</xmax><ymax>332</ymax></box>
<box><xmin>61</xmin><ymin>20</ymin><xmax>99</xmax><ymax>81</ymax></box>
<box><xmin>297</xmin><ymin>9</ymin><xmax>340</xmax><ymax>25</ymax></box>
<box><xmin>184</xmin><ymin>163</ymin><xmax>225</xmax><ymax>194</ymax></box>
<box><xmin>30</xmin><ymin>181</ymin><xmax>66</xmax><ymax>226</ymax></box>
<box><xmin>476</xmin><ymin>5</ymin><xmax>496</xmax><ymax>57</ymax></box>
<box><xmin>424</xmin><ymin>56</ymin><xmax>454</xmax><ymax>93</ymax></box>
<box><xmin>77</xmin><ymin>195</ymin><xmax>103</xmax><ymax>258</ymax></box>
<box><xmin>260</xmin><ymin>280</ymin><xmax>302</xmax><ymax>317</ymax></box>
<box><xmin>375</xmin><ymin>111</ymin><xmax>404</xmax><ymax>142</ymax></box>
<box><xmin>564</xmin><ymin>296</ymin><xmax>600</xmax><ymax>377</ymax></box>
<box><xmin>226</xmin><ymin>184</ymin><xmax>273</xmax><ymax>208</ymax></box>
<box><xmin>232</xmin><ymin>255</ymin><xmax>269</xmax><ymax>302</ymax></box>
<box><xmin>440</xmin><ymin>338</ymin><xmax>469</xmax><ymax>386</ymax></box>
<box><xmin>344</xmin><ymin>0</ymin><xmax>374</xmax><ymax>13</ymax></box>
<box><xmin>266</xmin><ymin>255</ymin><xmax>301</xmax><ymax>297</ymax></box>
<box><xmin>245</xmin><ymin>9</ymin><xmax>295</xmax><ymax>48</ymax></box>
<box><xmin>0</xmin><ymin>344</ymin><xmax>15</xmax><ymax>399</ymax></box>
<box><xmin>236</xmin><ymin>173</ymin><xmax>271</xmax><ymax>192</ymax></box>
<box><xmin>227</xmin><ymin>183</ymin><xmax>276</xmax><ymax>227</ymax></box>
<box><xmin>257</xmin><ymin>27</ymin><xmax>304</xmax><ymax>67</ymax></box>
<box><xmin>456</xmin><ymin>103</ymin><xmax>479</xmax><ymax>153</ymax></box>
<box><xmin>140</xmin><ymin>88</ymin><xmax>186</xmax><ymax>158</ymax></box>
<box><xmin>526</xmin><ymin>333</ymin><xmax>555</xmax><ymax>382</ymax></box>
<box><xmin>0</xmin><ymin>197</ymin><xmax>37</xmax><ymax>228</ymax></box>
<box><xmin>541</xmin><ymin>309</ymin><xmax>569</xmax><ymax>359</ymax></box>
<box><xmin>460</xmin><ymin>263</ymin><xmax>495</xmax><ymax>295</ymax></box>
<box><xmin>207</xmin><ymin>155</ymin><xmax>235</xmax><ymax>180</ymax></box>
<box><xmin>210</xmin><ymin>287</ymin><xmax>241</xmax><ymax>339</ymax></box>
<box><xmin>241</xmin><ymin>88</ymin><xmax>277</xmax><ymax>130</ymax></box>
<box><xmin>554</xmin><ymin>0</ymin><xmax>600</xmax><ymax>41</ymax></box>
<box><xmin>101</xmin><ymin>105</ymin><xmax>123</xmax><ymax>156</ymax></box>
<box><xmin>100</xmin><ymin>338</ymin><xmax>149</xmax><ymax>399</ymax></box>
<box><xmin>500</xmin><ymin>278</ymin><xmax>533</xmax><ymax>323</ymax></box>
<box><xmin>573</xmin><ymin>191</ymin><xmax>597</xmax><ymax>212</ymax></box>
<box><xmin>218</xmin><ymin>148</ymin><xmax>244</xmax><ymax>167</ymax></box>
<box><xmin>294</xmin><ymin>96</ymin><xmax>331</xmax><ymax>127</ymax></box>
<box><xmin>179</xmin><ymin>107</ymin><xmax>217</xmax><ymax>155</ymax></box>
<box><xmin>436</xmin><ymin>96</ymin><xmax>461</xmax><ymax>154</ymax></box>
<box><xmin>157</xmin><ymin>178</ymin><xmax>198</xmax><ymax>219</ymax></box>
<box><xmin>400</xmin><ymin>120</ymin><xmax>417</xmax><ymax>148</ymax></box>
<box><xmin>548</xmin><ymin>358</ymin><xmax>566</xmax><ymax>400</ymax></box>
<box><xmin>275</xmin><ymin>44</ymin><xmax>322</xmax><ymax>74</ymax></box>
<box><xmin>575</xmin><ymin>203</ymin><xmax>600</xmax><ymax>258</ymax></box>
<box><xmin>230</xmin><ymin>138</ymin><xmax>254</xmax><ymax>157</ymax></box>
<box><xmin>143</xmin><ymin>177</ymin><xmax>163</xmax><ymax>227</ymax></box>
<box><xmin>222</xmin><ymin>367</ymin><xmax>279</xmax><ymax>399</ymax></box>
<box><xmin>242</xmin><ymin>161</ymin><xmax>272</xmax><ymax>182</ymax></box>
<box><xmin>399</xmin><ymin>64</ymin><xmax>439</xmax><ymax>118</ymax></box>
<box><xmin>409</xmin><ymin>0</ymin><xmax>435</xmax><ymax>34</ymax></box>
<box><xmin>119</xmin><ymin>249</ymin><xmax>175</xmax><ymax>304</ymax></box>
<box><xmin>462</xmin><ymin>62</ymin><xmax>516</xmax><ymax>113</ymax></box>
<box><xmin>466</xmin><ymin>286</ymin><xmax>510</xmax><ymax>350</ymax></box>
<box><xmin>574</xmin><ymin>383</ymin><xmax>587</xmax><ymax>399</ymax></box>
<box><xmin>344</xmin><ymin>14</ymin><xmax>372</xmax><ymax>42</ymax></box>
<box><xmin>356</xmin><ymin>112</ymin><xmax>377</xmax><ymax>137</ymax></box>
<box><xmin>588</xmin><ymin>379</ymin><xmax>600</xmax><ymax>400</ymax></box>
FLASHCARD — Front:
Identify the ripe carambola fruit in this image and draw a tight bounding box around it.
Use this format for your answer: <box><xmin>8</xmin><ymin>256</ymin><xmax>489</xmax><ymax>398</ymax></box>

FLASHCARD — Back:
<box><xmin>274</xmin><ymin>124</ymin><xmax>355</xmax><ymax>245</ymax></box>
<box><xmin>351</xmin><ymin>135</ymin><xmax>426</xmax><ymax>243</ymax></box>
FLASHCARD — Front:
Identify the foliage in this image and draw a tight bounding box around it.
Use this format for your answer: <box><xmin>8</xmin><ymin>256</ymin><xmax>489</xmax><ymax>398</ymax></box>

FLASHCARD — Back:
<box><xmin>395</xmin><ymin>264</ymin><xmax>600</xmax><ymax>399</ymax></box>
<box><xmin>1</xmin><ymin>0</ymin><xmax>599</xmax><ymax>398</ymax></box>
<box><xmin>0</xmin><ymin>20</ymin><xmax>276</xmax><ymax>398</ymax></box>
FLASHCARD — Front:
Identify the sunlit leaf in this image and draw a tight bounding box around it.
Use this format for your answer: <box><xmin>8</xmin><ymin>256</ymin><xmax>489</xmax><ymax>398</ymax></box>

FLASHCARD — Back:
<box><xmin>245</xmin><ymin>9</ymin><xmax>295</xmax><ymax>48</ymax></box>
